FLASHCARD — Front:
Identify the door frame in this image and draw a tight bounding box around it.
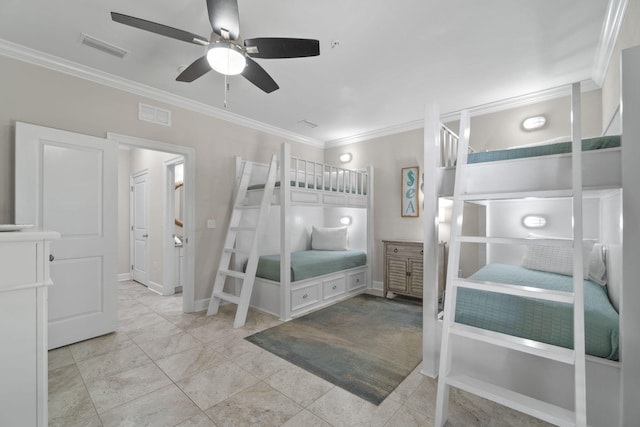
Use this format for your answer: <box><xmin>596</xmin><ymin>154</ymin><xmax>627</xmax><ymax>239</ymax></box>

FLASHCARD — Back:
<box><xmin>108</xmin><ymin>132</ymin><xmax>196</xmax><ymax>313</ymax></box>
<box><xmin>163</xmin><ymin>156</ymin><xmax>184</xmax><ymax>296</ymax></box>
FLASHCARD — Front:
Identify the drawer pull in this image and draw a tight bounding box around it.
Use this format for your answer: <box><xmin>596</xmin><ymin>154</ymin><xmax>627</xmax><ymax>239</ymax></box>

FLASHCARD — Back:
<box><xmin>302</xmin><ymin>293</ymin><xmax>308</xmax><ymax>299</ymax></box>
<box><xmin>49</xmin><ymin>254</ymin><xmax>55</xmax><ymax>262</ymax></box>
<box><xmin>355</xmin><ymin>278</ymin><xmax>360</xmax><ymax>283</ymax></box>
<box><xmin>394</xmin><ymin>248</ymin><xmax>398</xmax><ymax>253</ymax></box>
<box><xmin>332</xmin><ymin>285</ymin><xmax>337</xmax><ymax>290</ymax></box>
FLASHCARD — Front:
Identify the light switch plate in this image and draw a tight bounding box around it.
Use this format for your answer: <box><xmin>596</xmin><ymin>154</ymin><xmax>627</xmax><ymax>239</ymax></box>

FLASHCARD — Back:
<box><xmin>207</xmin><ymin>219</ymin><xmax>216</xmax><ymax>229</ymax></box>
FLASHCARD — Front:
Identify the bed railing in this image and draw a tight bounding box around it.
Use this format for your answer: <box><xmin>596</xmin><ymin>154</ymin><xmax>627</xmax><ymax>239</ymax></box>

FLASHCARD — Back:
<box><xmin>290</xmin><ymin>156</ymin><xmax>369</xmax><ymax>196</ymax></box>
<box><xmin>439</xmin><ymin>124</ymin><xmax>475</xmax><ymax>167</ymax></box>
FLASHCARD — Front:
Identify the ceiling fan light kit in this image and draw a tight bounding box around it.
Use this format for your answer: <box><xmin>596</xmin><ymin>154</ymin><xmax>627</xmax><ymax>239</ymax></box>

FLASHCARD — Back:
<box><xmin>111</xmin><ymin>0</ymin><xmax>320</xmax><ymax>93</ymax></box>
<box><xmin>207</xmin><ymin>41</ymin><xmax>246</xmax><ymax>75</ymax></box>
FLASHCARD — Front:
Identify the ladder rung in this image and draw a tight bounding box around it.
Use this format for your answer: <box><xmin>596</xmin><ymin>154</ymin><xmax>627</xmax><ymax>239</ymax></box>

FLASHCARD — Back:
<box><xmin>449</xmin><ymin>323</ymin><xmax>575</xmax><ymax>364</ymax></box>
<box><xmin>223</xmin><ymin>248</ymin><xmax>249</xmax><ymax>256</ymax></box>
<box><xmin>454</xmin><ymin>278</ymin><xmax>574</xmax><ymax>304</ymax></box>
<box><xmin>459</xmin><ymin>189</ymin><xmax>574</xmax><ymax>201</ymax></box>
<box><xmin>230</xmin><ymin>226</ymin><xmax>256</xmax><ymax>232</ymax></box>
<box><xmin>213</xmin><ymin>291</ymin><xmax>241</xmax><ymax>305</ymax></box>
<box><xmin>219</xmin><ymin>269</ymin><xmax>246</xmax><ymax>280</ymax></box>
<box><xmin>457</xmin><ymin>236</ymin><xmax>574</xmax><ymax>247</ymax></box>
<box><xmin>446</xmin><ymin>375</ymin><xmax>576</xmax><ymax>427</ymax></box>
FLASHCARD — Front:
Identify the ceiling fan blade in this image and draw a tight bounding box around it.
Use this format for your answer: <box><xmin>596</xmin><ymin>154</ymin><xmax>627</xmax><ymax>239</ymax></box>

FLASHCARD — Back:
<box><xmin>176</xmin><ymin>56</ymin><xmax>212</xmax><ymax>82</ymax></box>
<box><xmin>242</xmin><ymin>57</ymin><xmax>279</xmax><ymax>93</ymax></box>
<box><xmin>244</xmin><ymin>38</ymin><xmax>320</xmax><ymax>59</ymax></box>
<box><xmin>111</xmin><ymin>12</ymin><xmax>209</xmax><ymax>45</ymax></box>
<box><xmin>207</xmin><ymin>0</ymin><xmax>240</xmax><ymax>40</ymax></box>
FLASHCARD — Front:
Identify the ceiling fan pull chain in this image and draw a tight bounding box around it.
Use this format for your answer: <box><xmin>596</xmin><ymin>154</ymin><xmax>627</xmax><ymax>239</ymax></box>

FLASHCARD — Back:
<box><xmin>224</xmin><ymin>73</ymin><xmax>228</xmax><ymax>109</ymax></box>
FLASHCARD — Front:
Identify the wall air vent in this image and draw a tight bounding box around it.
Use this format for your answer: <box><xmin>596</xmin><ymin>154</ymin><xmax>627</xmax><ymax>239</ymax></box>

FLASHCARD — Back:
<box><xmin>138</xmin><ymin>103</ymin><xmax>172</xmax><ymax>126</ymax></box>
<box><xmin>79</xmin><ymin>33</ymin><xmax>128</xmax><ymax>59</ymax></box>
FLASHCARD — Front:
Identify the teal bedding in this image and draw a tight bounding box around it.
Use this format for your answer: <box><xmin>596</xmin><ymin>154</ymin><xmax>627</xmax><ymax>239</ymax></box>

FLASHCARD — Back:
<box><xmin>456</xmin><ymin>264</ymin><xmax>619</xmax><ymax>360</ymax></box>
<box><xmin>468</xmin><ymin>135</ymin><xmax>621</xmax><ymax>164</ymax></box>
<box><xmin>254</xmin><ymin>250</ymin><xmax>367</xmax><ymax>282</ymax></box>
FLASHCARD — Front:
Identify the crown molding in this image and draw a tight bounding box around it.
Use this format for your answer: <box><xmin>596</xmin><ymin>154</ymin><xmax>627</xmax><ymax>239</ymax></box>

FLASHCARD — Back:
<box><xmin>325</xmin><ymin>119</ymin><xmax>424</xmax><ymax>148</ymax></box>
<box><xmin>592</xmin><ymin>0</ymin><xmax>628</xmax><ymax>87</ymax></box>
<box><xmin>440</xmin><ymin>80</ymin><xmax>600</xmax><ymax>122</ymax></box>
<box><xmin>0</xmin><ymin>39</ymin><xmax>325</xmax><ymax>149</ymax></box>
<box><xmin>326</xmin><ymin>80</ymin><xmax>599</xmax><ymax>147</ymax></box>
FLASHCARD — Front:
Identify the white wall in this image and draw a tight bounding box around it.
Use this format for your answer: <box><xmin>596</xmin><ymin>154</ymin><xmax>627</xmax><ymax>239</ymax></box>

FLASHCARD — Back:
<box><xmin>486</xmin><ymin>197</ymin><xmax>601</xmax><ymax>266</ymax></box>
<box><xmin>117</xmin><ymin>148</ymin><xmax>131</xmax><ymax>277</ymax></box>
<box><xmin>324</xmin><ymin>129</ymin><xmax>425</xmax><ymax>284</ymax></box>
<box><xmin>0</xmin><ymin>55</ymin><xmax>323</xmax><ymax>303</ymax></box>
<box><xmin>601</xmin><ymin>0</ymin><xmax>640</xmax><ymax>131</ymax></box>
<box><xmin>444</xmin><ymin>90</ymin><xmax>603</xmax><ymax>152</ymax></box>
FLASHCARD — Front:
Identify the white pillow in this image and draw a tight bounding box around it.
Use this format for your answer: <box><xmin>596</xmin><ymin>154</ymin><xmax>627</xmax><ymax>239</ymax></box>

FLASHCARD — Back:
<box><xmin>311</xmin><ymin>226</ymin><xmax>348</xmax><ymax>250</ymax></box>
<box><xmin>521</xmin><ymin>241</ymin><xmax>594</xmax><ymax>277</ymax></box>
<box><xmin>588</xmin><ymin>243</ymin><xmax>607</xmax><ymax>286</ymax></box>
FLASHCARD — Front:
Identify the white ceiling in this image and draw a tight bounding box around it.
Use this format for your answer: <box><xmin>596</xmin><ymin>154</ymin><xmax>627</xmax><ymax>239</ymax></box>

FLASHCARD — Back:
<box><xmin>0</xmin><ymin>0</ymin><xmax>618</xmax><ymax>146</ymax></box>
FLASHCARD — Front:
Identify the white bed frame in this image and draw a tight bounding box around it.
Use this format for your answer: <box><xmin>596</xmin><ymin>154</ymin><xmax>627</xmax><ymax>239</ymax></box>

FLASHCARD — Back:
<box><xmin>234</xmin><ymin>143</ymin><xmax>374</xmax><ymax>321</ymax></box>
<box><xmin>422</xmin><ymin>46</ymin><xmax>640</xmax><ymax>426</ymax></box>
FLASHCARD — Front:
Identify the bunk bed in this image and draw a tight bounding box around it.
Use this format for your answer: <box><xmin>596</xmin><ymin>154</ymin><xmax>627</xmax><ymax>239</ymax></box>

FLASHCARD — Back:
<box><xmin>422</xmin><ymin>80</ymin><xmax>627</xmax><ymax>425</ymax></box>
<box><xmin>231</xmin><ymin>143</ymin><xmax>374</xmax><ymax>321</ymax></box>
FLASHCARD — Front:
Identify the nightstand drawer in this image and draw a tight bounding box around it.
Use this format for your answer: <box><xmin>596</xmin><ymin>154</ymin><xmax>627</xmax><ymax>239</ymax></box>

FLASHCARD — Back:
<box><xmin>385</xmin><ymin>243</ymin><xmax>423</xmax><ymax>258</ymax></box>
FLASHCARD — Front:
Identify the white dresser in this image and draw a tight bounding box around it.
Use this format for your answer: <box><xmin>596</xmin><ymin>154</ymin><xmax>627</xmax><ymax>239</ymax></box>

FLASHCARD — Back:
<box><xmin>0</xmin><ymin>229</ymin><xmax>59</xmax><ymax>427</ymax></box>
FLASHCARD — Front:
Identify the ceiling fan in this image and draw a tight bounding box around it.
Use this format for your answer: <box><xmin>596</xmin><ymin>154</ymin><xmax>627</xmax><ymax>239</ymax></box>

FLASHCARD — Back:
<box><xmin>111</xmin><ymin>0</ymin><xmax>320</xmax><ymax>93</ymax></box>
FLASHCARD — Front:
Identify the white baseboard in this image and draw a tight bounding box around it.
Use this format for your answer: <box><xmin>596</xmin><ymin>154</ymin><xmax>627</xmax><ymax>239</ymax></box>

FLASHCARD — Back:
<box><xmin>147</xmin><ymin>280</ymin><xmax>163</xmax><ymax>295</ymax></box>
<box><xmin>117</xmin><ymin>272</ymin><xmax>132</xmax><ymax>282</ymax></box>
<box><xmin>372</xmin><ymin>280</ymin><xmax>384</xmax><ymax>292</ymax></box>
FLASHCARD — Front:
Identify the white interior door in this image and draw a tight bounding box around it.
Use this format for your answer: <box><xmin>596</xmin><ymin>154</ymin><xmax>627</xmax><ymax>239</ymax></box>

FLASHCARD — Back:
<box><xmin>15</xmin><ymin>122</ymin><xmax>117</xmax><ymax>349</ymax></box>
<box><xmin>131</xmin><ymin>171</ymin><xmax>150</xmax><ymax>286</ymax></box>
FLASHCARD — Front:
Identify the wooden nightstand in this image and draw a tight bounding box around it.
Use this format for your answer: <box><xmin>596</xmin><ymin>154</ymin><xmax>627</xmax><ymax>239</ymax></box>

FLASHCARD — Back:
<box><xmin>383</xmin><ymin>240</ymin><xmax>446</xmax><ymax>299</ymax></box>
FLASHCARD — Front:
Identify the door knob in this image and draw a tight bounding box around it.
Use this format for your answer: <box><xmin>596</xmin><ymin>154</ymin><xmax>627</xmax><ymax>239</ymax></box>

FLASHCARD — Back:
<box><xmin>142</xmin><ymin>234</ymin><xmax>149</xmax><ymax>238</ymax></box>
<box><xmin>49</xmin><ymin>254</ymin><xmax>54</xmax><ymax>262</ymax></box>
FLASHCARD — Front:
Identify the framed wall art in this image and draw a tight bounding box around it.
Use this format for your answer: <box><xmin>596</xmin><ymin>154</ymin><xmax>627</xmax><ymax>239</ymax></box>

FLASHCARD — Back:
<box><xmin>401</xmin><ymin>166</ymin><xmax>419</xmax><ymax>217</ymax></box>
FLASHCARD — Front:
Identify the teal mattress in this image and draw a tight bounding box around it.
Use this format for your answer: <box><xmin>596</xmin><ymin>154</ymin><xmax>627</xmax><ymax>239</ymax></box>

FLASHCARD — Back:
<box><xmin>456</xmin><ymin>264</ymin><xmax>619</xmax><ymax>360</ymax></box>
<box><xmin>254</xmin><ymin>250</ymin><xmax>367</xmax><ymax>282</ymax></box>
<box><xmin>468</xmin><ymin>135</ymin><xmax>621</xmax><ymax>164</ymax></box>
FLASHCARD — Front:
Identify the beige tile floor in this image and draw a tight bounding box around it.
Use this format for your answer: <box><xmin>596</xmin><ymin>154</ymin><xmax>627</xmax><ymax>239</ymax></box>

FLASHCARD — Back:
<box><xmin>48</xmin><ymin>281</ymin><xmax>550</xmax><ymax>426</ymax></box>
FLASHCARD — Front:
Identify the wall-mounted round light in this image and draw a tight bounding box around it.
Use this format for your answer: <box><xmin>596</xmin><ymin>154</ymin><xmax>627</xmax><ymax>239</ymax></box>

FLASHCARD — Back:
<box><xmin>522</xmin><ymin>215</ymin><xmax>547</xmax><ymax>228</ymax></box>
<box><xmin>339</xmin><ymin>153</ymin><xmax>352</xmax><ymax>163</ymax></box>
<box><xmin>339</xmin><ymin>216</ymin><xmax>352</xmax><ymax>225</ymax></box>
<box><xmin>522</xmin><ymin>115</ymin><xmax>547</xmax><ymax>131</ymax></box>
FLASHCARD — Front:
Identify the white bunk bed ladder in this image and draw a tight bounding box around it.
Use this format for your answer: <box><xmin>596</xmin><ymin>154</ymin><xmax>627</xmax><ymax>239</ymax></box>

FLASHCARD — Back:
<box><xmin>435</xmin><ymin>83</ymin><xmax>587</xmax><ymax>427</ymax></box>
<box><xmin>207</xmin><ymin>155</ymin><xmax>278</xmax><ymax>328</ymax></box>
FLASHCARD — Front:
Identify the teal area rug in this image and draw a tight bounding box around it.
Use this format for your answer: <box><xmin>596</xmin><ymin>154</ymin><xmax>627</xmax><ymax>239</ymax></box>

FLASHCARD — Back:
<box><xmin>245</xmin><ymin>294</ymin><xmax>422</xmax><ymax>405</ymax></box>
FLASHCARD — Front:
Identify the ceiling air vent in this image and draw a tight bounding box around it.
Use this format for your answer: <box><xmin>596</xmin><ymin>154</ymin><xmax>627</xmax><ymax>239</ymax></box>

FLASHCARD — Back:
<box><xmin>138</xmin><ymin>103</ymin><xmax>172</xmax><ymax>126</ymax></box>
<box><xmin>79</xmin><ymin>33</ymin><xmax>128</xmax><ymax>59</ymax></box>
<box><xmin>298</xmin><ymin>119</ymin><xmax>318</xmax><ymax>129</ymax></box>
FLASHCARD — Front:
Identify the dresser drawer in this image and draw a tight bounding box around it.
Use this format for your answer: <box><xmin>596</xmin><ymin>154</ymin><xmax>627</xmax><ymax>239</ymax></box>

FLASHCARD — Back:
<box><xmin>323</xmin><ymin>276</ymin><xmax>346</xmax><ymax>300</ymax></box>
<box><xmin>385</xmin><ymin>243</ymin><xmax>423</xmax><ymax>258</ymax></box>
<box><xmin>348</xmin><ymin>271</ymin><xmax>366</xmax><ymax>291</ymax></box>
<box><xmin>291</xmin><ymin>282</ymin><xmax>320</xmax><ymax>312</ymax></box>
<box><xmin>0</xmin><ymin>242</ymin><xmax>37</xmax><ymax>290</ymax></box>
